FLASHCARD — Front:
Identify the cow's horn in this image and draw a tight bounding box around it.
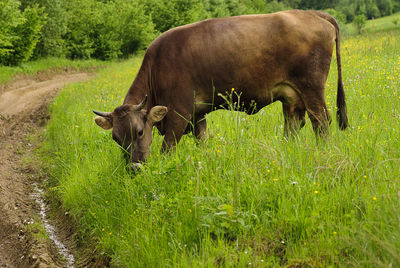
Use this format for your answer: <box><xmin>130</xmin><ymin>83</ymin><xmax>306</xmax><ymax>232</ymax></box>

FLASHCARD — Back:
<box><xmin>93</xmin><ymin>110</ymin><xmax>111</xmax><ymax>117</ymax></box>
<box><xmin>136</xmin><ymin>95</ymin><xmax>148</xmax><ymax>110</ymax></box>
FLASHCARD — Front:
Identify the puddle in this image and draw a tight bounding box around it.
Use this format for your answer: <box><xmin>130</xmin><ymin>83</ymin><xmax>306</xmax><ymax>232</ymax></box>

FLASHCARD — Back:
<box><xmin>31</xmin><ymin>183</ymin><xmax>75</xmax><ymax>267</ymax></box>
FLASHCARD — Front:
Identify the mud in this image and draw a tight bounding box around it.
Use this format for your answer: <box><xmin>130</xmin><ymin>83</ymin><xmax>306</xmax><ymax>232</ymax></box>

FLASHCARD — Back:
<box><xmin>0</xmin><ymin>73</ymin><xmax>93</xmax><ymax>267</ymax></box>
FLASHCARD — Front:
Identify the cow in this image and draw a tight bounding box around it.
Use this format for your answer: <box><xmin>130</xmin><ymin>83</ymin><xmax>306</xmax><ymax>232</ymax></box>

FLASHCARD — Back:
<box><xmin>93</xmin><ymin>9</ymin><xmax>349</xmax><ymax>170</ymax></box>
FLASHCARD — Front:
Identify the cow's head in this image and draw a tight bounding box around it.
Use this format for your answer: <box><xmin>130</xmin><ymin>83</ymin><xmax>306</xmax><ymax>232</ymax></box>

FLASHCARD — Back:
<box><xmin>93</xmin><ymin>96</ymin><xmax>168</xmax><ymax>170</ymax></box>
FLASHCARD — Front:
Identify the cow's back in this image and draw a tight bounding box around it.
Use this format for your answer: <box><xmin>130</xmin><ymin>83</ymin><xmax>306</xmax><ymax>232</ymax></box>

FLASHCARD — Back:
<box><xmin>143</xmin><ymin>10</ymin><xmax>337</xmax><ymax>110</ymax></box>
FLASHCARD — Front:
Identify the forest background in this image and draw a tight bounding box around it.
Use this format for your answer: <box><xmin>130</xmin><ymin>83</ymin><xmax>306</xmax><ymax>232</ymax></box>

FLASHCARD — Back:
<box><xmin>1</xmin><ymin>0</ymin><xmax>399</xmax><ymax>66</ymax></box>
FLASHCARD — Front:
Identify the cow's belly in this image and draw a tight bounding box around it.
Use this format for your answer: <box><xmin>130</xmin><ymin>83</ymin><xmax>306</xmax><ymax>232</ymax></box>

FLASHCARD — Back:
<box><xmin>270</xmin><ymin>82</ymin><xmax>303</xmax><ymax>105</ymax></box>
<box><xmin>193</xmin><ymin>79</ymin><xmax>304</xmax><ymax>115</ymax></box>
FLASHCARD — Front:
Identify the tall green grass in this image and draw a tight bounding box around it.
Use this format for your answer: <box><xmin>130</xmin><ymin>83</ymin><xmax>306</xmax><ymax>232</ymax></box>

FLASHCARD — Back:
<box><xmin>42</xmin><ymin>30</ymin><xmax>400</xmax><ymax>266</ymax></box>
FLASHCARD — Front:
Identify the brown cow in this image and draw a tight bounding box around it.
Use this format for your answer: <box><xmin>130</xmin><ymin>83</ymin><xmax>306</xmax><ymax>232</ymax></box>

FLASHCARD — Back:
<box><xmin>93</xmin><ymin>10</ymin><xmax>348</xmax><ymax>170</ymax></box>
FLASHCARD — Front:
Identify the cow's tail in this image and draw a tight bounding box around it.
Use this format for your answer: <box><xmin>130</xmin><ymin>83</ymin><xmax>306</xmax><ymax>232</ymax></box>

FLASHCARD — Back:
<box><xmin>333</xmin><ymin>18</ymin><xmax>349</xmax><ymax>130</ymax></box>
<box><xmin>313</xmin><ymin>11</ymin><xmax>349</xmax><ymax>130</ymax></box>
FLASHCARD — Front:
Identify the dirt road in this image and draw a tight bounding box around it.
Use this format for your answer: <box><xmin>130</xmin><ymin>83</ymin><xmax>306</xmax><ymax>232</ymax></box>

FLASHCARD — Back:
<box><xmin>0</xmin><ymin>73</ymin><xmax>93</xmax><ymax>267</ymax></box>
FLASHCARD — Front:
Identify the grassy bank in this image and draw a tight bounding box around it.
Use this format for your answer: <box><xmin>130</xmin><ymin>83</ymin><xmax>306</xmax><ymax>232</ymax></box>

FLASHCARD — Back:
<box><xmin>345</xmin><ymin>12</ymin><xmax>400</xmax><ymax>35</ymax></box>
<box><xmin>42</xmin><ymin>29</ymin><xmax>400</xmax><ymax>266</ymax></box>
<box><xmin>0</xmin><ymin>57</ymin><xmax>104</xmax><ymax>84</ymax></box>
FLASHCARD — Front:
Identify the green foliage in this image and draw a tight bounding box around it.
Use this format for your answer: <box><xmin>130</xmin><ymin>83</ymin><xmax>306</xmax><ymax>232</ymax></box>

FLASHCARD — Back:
<box><xmin>33</xmin><ymin>0</ymin><xmax>68</xmax><ymax>58</ymax></box>
<box><xmin>42</xmin><ymin>30</ymin><xmax>400</xmax><ymax>266</ymax></box>
<box><xmin>62</xmin><ymin>0</ymin><xmax>96</xmax><ymax>59</ymax></box>
<box><xmin>224</xmin><ymin>0</ymin><xmax>249</xmax><ymax>15</ymax></box>
<box><xmin>242</xmin><ymin>0</ymin><xmax>269</xmax><ymax>13</ymax></box>
<box><xmin>115</xmin><ymin>0</ymin><xmax>157</xmax><ymax>58</ymax></box>
<box><xmin>376</xmin><ymin>0</ymin><xmax>393</xmax><ymax>16</ymax></box>
<box><xmin>265</xmin><ymin>0</ymin><xmax>289</xmax><ymax>13</ymax></box>
<box><xmin>11</xmin><ymin>5</ymin><xmax>46</xmax><ymax>63</ymax></box>
<box><xmin>144</xmin><ymin>0</ymin><xmax>208</xmax><ymax>33</ymax></box>
<box><xmin>395</xmin><ymin>0</ymin><xmax>400</xmax><ymax>12</ymax></box>
<box><xmin>62</xmin><ymin>0</ymin><xmax>156</xmax><ymax>60</ymax></box>
<box><xmin>203</xmin><ymin>0</ymin><xmax>231</xmax><ymax>17</ymax></box>
<box><xmin>354</xmin><ymin>14</ymin><xmax>367</xmax><ymax>33</ymax></box>
<box><xmin>0</xmin><ymin>0</ymin><xmax>25</xmax><ymax>61</ymax></box>
<box><xmin>0</xmin><ymin>0</ymin><xmax>45</xmax><ymax>65</ymax></box>
<box><xmin>337</xmin><ymin>0</ymin><xmax>396</xmax><ymax>22</ymax></box>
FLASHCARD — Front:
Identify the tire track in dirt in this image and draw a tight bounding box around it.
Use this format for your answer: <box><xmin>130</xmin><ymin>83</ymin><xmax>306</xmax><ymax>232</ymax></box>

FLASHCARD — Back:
<box><xmin>0</xmin><ymin>73</ymin><xmax>94</xmax><ymax>267</ymax></box>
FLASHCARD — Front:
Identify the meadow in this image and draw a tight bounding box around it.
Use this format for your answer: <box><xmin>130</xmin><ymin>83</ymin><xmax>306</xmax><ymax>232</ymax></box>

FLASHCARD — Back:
<box><xmin>0</xmin><ymin>57</ymin><xmax>104</xmax><ymax>84</ymax></box>
<box><xmin>42</xmin><ymin>29</ymin><xmax>400</xmax><ymax>266</ymax></box>
<box><xmin>345</xmin><ymin>11</ymin><xmax>400</xmax><ymax>35</ymax></box>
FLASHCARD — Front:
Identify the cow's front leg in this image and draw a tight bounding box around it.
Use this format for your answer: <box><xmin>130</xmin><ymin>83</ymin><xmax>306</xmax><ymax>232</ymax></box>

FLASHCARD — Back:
<box><xmin>161</xmin><ymin>111</ymin><xmax>191</xmax><ymax>152</ymax></box>
<box><xmin>282</xmin><ymin>103</ymin><xmax>306</xmax><ymax>138</ymax></box>
<box><xmin>194</xmin><ymin>115</ymin><xmax>207</xmax><ymax>141</ymax></box>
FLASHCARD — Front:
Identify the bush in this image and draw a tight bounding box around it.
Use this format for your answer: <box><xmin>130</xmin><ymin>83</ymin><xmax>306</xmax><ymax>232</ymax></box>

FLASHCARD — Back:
<box><xmin>353</xmin><ymin>14</ymin><xmax>367</xmax><ymax>34</ymax></box>
<box><xmin>63</xmin><ymin>0</ymin><xmax>156</xmax><ymax>60</ymax></box>
<box><xmin>265</xmin><ymin>0</ymin><xmax>289</xmax><ymax>13</ymax></box>
<box><xmin>108</xmin><ymin>0</ymin><xmax>157</xmax><ymax>58</ymax></box>
<box><xmin>204</xmin><ymin>0</ymin><xmax>230</xmax><ymax>17</ymax></box>
<box><xmin>145</xmin><ymin>0</ymin><xmax>208</xmax><ymax>33</ymax></box>
<box><xmin>33</xmin><ymin>0</ymin><xmax>68</xmax><ymax>58</ymax></box>
<box><xmin>0</xmin><ymin>0</ymin><xmax>24</xmax><ymax>63</ymax></box>
<box><xmin>366</xmin><ymin>3</ymin><xmax>381</xmax><ymax>19</ymax></box>
<box><xmin>0</xmin><ymin>0</ymin><xmax>45</xmax><ymax>65</ymax></box>
<box><xmin>376</xmin><ymin>0</ymin><xmax>393</xmax><ymax>16</ymax></box>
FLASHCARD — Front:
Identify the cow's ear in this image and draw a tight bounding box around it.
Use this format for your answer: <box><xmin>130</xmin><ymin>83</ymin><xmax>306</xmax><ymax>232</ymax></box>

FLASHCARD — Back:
<box><xmin>148</xmin><ymin>106</ymin><xmax>168</xmax><ymax>123</ymax></box>
<box><xmin>94</xmin><ymin>116</ymin><xmax>113</xmax><ymax>130</ymax></box>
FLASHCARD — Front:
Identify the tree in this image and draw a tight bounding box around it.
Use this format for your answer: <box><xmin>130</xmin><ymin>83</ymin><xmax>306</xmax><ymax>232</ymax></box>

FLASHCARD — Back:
<box><xmin>0</xmin><ymin>0</ymin><xmax>25</xmax><ymax>63</ymax></box>
<box><xmin>33</xmin><ymin>0</ymin><xmax>68</xmax><ymax>58</ymax></box>
<box><xmin>376</xmin><ymin>0</ymin><xmax>393</xmax><ymax>16</ymax></box>
<box><xmin>145</xmin><ymin>0</ymin><xmax>208</xmax><ymax>33</ymax></box>
<box><xmin>0</xmin><ymin>0</ymin><xmax>45</xmax><ymax>65</ymax></box>
<box><xmin>353</xmin><ymin>14</ymin><xmax>367</xmax><ymax>33</ymax></box>
<box><xmin>63</xmin><ymin>0</ymin><xmax>157</xmax><ymax>60</ymax></box>
<box><xmin>265</xmin><ymin>0</ymin><xmax>289</xmax><ymax>13</ymax></box>
<box><xmin>204</xmin><ymin>0</ymin><xmax>230</xmax><ymax>17</ymax></box>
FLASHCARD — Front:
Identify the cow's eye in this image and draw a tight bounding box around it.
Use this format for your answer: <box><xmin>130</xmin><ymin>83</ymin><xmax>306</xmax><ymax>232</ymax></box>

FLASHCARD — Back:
<box><xmin>138</xmin><ymin>129</ymin><xmax>143</xmax><ymax>137</ymax></box>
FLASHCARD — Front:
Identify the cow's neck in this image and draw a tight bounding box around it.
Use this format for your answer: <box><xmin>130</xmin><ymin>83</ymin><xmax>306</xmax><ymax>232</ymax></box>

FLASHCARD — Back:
<box><xmin>123</xmin><ymin>55</ymin><xmax>154</xmax><ymax>110</ymax></box>
<box><xmin>123</xmin><ymin>73</ymin><xmax>151</xmax><ymax>109</ymax></box>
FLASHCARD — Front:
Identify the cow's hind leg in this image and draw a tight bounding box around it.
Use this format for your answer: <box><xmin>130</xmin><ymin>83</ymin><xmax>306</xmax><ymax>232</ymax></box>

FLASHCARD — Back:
<box><xmin>292</xmin><ymin>44</ymin><xmax>333</xmax><ymax>140</ymax></box>
<box><xmin>302</xmin><ymin>91</ymin><xmax>332</xmax><ymax>139</ymax></box>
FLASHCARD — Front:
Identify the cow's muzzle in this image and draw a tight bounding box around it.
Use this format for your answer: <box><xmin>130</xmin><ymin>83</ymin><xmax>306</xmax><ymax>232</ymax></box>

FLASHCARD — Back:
<box><xmin>131</xmin><ymin>162</ymin><xmax>143</xmax><ymax>171</ymax></box>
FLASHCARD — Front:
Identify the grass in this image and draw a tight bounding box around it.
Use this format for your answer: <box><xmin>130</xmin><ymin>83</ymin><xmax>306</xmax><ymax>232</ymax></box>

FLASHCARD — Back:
<box><xmin>42</xmin><ymin>29</ymin><xmax>400</xmax><ymax>267</ymax></box>
<box><xmin>345</xmin><ymin>12</ymin><xmax>400</xmax><ymax>35</ymax></box>
<box><xmin>0</xmin><ymin>57</ymin><xmax>104</xmax><ymax>84</ymax></box>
